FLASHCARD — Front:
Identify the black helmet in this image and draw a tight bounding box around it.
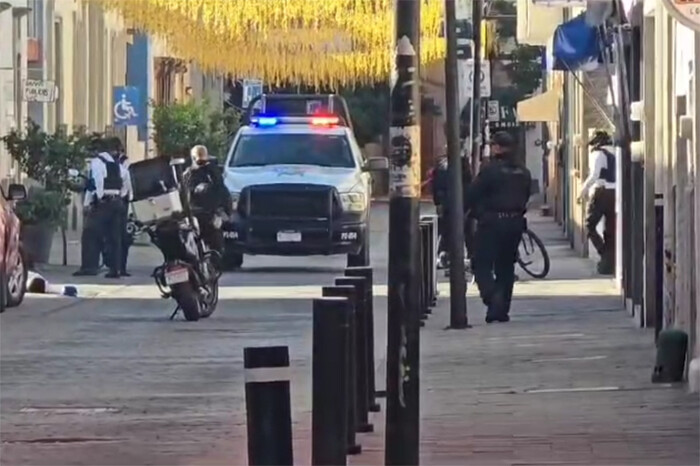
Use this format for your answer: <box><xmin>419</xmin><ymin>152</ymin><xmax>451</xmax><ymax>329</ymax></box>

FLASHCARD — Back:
<box><xmin>491</xmin><ymin>131</ymin><xmax>515</xmax><ymax>150</ymax></box>
<box><xmin>588</xmin><ymin>130</ymin><xmax>612</xmax><ymax>147</ymax></box>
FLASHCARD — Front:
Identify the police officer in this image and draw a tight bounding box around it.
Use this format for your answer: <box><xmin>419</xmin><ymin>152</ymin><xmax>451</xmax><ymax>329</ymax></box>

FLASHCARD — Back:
<box><xmin>92</xmin><ymin>138</ymin><xmax>131</xmax><ymax>278</ymax></box>
<box><xmin>577</xmin><ymin>130</ymin><xmax>616</xmax><ymax>275</ymax></box>
<box><xmin>465</xmin><ymin>131</ymin><xmax>532</xmax><ymax>323</ymax></box>
<box><xmin>113</xmin><ymin>139</ymin><xmax>133</xmax><ymax>276</ymax></box>
<box><xmin>74</xmin><ymin>138</ymin><xmax>107</xmax><ymax>277</ymax></box>
<box><xmin>183</xmin><ymin>145</ymin><xmax>232</xmax><ymax>254</ymax></box>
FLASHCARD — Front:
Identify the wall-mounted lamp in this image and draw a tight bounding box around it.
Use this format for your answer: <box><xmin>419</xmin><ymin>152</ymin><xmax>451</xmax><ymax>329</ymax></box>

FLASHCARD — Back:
<box><xmin>630</xmin><ymin>101</ymin><xmax>644</xmax><ymax>122</ymax></box>
<box><xmin>573</xmin><ymin>133</ymin><xmax>583</xmax><ymax>147</ymax></box>
<box><xmin>630</xmin><ymin>140</ymin><xmax>645</xmax><ymax>162</ymax></box>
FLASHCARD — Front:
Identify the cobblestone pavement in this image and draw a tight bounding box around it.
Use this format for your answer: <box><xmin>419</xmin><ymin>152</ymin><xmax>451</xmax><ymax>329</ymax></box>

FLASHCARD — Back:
<box><xmin>3</xmin><ymin>210</ymin><xmax>698</xmax><ymax>465</ymax></box>
<box><xmin>355</xmin><ymin>216</ymin><xmax>700</xmax><ymax>466</ymax></box>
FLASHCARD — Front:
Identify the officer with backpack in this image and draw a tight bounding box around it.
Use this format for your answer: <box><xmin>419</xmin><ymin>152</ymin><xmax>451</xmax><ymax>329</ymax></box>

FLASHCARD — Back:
<box><xmin>74</xmin><ymin>137</ymin><xmax>131</xmax><ymax>278</ymax></box>
<box><xmin>578</xmin><ymin>130</ymin><xmax>616</xmax><ymax>275</ymax></box>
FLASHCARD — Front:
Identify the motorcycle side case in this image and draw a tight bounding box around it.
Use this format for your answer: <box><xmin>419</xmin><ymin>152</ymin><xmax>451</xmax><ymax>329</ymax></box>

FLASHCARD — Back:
<box><xmin>132</xmin><ymin>191</ymin><xmax>184</xmax><ymax>225</ymax></box>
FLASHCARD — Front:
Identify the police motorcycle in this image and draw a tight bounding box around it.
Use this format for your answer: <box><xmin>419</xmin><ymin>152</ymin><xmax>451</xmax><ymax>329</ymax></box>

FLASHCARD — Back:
<box><xmin>128</xmin><ymin>156</ymin><xmax>222</xmax><ymax>322</ymax></box>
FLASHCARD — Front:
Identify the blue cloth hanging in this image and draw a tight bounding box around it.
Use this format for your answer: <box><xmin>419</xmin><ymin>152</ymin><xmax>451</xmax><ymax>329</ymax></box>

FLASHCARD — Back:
<box><xmin>543</xmin><ymin>12</ymin><xmax>603</xmax><ymax>72</ymax></box>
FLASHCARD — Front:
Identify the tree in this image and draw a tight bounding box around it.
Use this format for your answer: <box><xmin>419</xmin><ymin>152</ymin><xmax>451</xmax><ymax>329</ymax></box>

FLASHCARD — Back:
<box><xmin>152</xmin><ymin>100</ymin><xmax>241</xmax><ymax>160</ymax></box>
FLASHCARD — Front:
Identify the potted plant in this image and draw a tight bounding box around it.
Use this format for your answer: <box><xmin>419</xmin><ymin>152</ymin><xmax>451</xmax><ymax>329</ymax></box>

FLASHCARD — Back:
<box><xmin>13</xmin><ymin>188</ymin><xmax>68</xmax><ymax>265</ymax></box>
<box><xmin>2</xmin><ymin>121</ymin><xmax>89</xmax><ymax>264</ymax></box>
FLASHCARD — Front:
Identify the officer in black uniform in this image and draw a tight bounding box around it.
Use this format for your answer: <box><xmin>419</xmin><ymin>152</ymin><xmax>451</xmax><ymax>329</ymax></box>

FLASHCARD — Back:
<box><xmin>183</xmin><ymin>145</ymin><xmax>233</xmax><ymax>254</ymax></box>
<box><xmin>465</xmin><ymin>131</ymin><xmax>532</xmax><ymax>323</ymax></box>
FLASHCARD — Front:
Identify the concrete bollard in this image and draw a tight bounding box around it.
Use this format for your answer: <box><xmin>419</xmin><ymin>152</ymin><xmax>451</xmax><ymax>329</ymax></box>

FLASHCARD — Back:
<box><xmin>244</xmin><ymin>346</ymin><xmax>294</xmax><ymax>466</ymax></box>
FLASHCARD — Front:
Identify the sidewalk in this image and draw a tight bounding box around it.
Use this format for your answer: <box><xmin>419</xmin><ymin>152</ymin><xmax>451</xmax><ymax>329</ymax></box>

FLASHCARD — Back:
<box><xmin>358</xmin><ymin>215</ymin><xmax>699</xmax><ymax>466</ymax></box>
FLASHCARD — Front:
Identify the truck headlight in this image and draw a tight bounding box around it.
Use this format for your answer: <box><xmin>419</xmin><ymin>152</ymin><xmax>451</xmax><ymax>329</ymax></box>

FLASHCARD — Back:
<box><xmin>340</xmin><ymin>192</ymin><xmax>365</xmax><ymax>212</ymax></box>
<box><xmin>231</xmin><ymin>192</ymin><xmax>240</xmax><ymax>211</ymax></box>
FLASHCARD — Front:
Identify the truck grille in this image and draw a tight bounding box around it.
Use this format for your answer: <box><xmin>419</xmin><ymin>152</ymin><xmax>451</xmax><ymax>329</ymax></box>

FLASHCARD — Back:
<box><xmin>244</xmin><ymin>184</ymin><xmax>336</xmax><ymax>218</ymax></box>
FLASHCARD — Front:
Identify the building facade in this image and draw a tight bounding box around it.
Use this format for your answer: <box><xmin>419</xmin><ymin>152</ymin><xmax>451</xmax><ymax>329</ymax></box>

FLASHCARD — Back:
<box><xmin>517</xmin><ymin>0</ymin><xmax>699</xmax><ymax>390</ymax></box>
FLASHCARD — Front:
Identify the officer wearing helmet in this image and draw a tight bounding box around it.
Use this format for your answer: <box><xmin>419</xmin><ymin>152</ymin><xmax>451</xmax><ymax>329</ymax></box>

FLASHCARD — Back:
<box><xmin>465</xmin><ymin>131</ymin><xmax>532</xmax><ymax>323</ymax></box>
<box><xmin>577</xmin><ymin>130</ymin><xmax>616</xmax><ymax>275</ymax></box>
<box><xmin>183</xmin><ymin>145</ymin><xmax>233</xmax><ymax>253</ymax></box>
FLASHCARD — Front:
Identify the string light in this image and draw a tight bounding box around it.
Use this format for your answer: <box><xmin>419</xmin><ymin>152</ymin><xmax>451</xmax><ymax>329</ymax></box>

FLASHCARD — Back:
<box><xmin>89</xmin><ymin>0</ymin><xmax>445</xmax><ymax>86</ymax></box>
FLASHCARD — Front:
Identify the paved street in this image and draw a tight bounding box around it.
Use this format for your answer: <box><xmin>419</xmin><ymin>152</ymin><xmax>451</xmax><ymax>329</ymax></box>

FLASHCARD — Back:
<box><xmin>2</xmin><ymin>206</ymin><xmax>699</xmax><ymax>465</ymax></box>
<box><xmin>1</xmin><ymin>206</ymin><xmax>393</xmax><ymax>466</ymax></box>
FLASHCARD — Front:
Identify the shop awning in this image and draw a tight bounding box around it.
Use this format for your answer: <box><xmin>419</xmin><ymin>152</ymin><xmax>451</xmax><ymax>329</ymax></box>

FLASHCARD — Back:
<box><xmin>516</xmin><ymin>88</ymin><xmax>561</xmax><ymax>122</ymax></box>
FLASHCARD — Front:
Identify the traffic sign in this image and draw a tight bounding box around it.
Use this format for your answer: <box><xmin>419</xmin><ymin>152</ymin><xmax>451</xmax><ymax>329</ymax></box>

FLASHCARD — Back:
<box><xmin>242</xmin><ymin>79</ymin><xmax>263</xmax><ymax>108</ymax></box>
<box><xmin>23</xmin><ymin>80</ymin><xmax>58</xmax><ymax>102</ymax></box>
<box><xmin>662</xmin><ymin>0</ymin><xmax>700</xmax><ymax>31</ymax></box>
<box><xmin>463</xmin><ymin>59</ymin><xmax>491</xmax><ymax>98</ymax></box>
<box><xmin>112</xmin><ymin>86</ymin><xmax>142</xmax><ymax>126</ymax></box>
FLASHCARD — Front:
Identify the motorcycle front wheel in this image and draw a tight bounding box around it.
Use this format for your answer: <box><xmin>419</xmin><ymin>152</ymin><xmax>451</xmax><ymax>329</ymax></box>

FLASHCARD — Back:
<box><xmin>171</xmin><ymin>282</ymin><xmax>201</xmax><ymax>321</ymax></box>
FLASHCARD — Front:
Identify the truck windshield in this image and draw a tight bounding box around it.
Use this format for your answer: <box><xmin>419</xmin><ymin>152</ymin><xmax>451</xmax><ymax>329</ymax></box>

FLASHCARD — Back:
<box><xmin>229</xmin><ymin>133</ymin><xmax>355</xmax><ymax>168</ymax></box>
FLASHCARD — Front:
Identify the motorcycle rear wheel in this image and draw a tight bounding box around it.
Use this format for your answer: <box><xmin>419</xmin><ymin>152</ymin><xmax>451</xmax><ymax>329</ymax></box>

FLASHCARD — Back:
<box><xmin>171</xmin><ymin>282</ymin><xmax>200</xmax><ymax>321</ymax></box>
<box><xmin>199</xmin><ymin>279</ymin><xmax>219</xmax><ymax>318</ymax></box>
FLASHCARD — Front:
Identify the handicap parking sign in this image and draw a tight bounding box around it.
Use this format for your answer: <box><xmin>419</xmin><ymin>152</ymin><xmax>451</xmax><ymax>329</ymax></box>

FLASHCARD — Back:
<box><xmin>113</xmin><ymin>86</ymin><xmax>142</xmax><ymax>126</ymax></box>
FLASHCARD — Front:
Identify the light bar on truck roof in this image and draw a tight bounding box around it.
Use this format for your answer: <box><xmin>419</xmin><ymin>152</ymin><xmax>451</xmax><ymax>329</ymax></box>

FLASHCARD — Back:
<box><xmin>250</xmin><ymin>114</ymin><xmax>342</xmax><ymax>128</ymax></box>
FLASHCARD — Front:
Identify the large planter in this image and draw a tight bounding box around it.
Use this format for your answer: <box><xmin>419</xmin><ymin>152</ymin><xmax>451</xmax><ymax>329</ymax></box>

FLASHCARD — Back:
<box><xmin>20</xmin><ymin>223</ymin><xmax>56</xmax><ymax>265</ymax></box>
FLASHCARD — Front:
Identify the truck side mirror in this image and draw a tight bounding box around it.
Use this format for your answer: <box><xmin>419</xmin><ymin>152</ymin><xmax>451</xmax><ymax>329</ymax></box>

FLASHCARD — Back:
<box><xmin>363</xmin><ymin>157</ymin><xmax>389</xmax><ymax>172</ymax></box>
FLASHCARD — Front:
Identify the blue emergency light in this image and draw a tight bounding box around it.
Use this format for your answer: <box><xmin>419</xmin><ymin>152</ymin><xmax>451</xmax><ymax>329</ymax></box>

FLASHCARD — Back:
<box><xmin>252</xmin><ymin>116</ymin><xmax>278</xmax><ymax>127</ymax></box>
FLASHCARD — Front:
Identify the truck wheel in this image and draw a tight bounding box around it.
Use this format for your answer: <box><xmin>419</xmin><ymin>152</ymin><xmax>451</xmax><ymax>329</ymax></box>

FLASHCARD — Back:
<box><xmin>223</xmin><ymin>251</ymin><xmax>244</xmax><ymax>270</ymax></box>
<box><xmin>347</xmin><ymin>232</ymin><xmax>370</xmax><ymax>267</ymax></box>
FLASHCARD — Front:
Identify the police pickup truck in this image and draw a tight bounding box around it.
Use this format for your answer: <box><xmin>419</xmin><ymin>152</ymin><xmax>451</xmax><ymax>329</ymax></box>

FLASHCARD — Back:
<box><xmin>221</xmin><ymin>94</ymin><xmax>387</xmax><ymax>269</ymax></box>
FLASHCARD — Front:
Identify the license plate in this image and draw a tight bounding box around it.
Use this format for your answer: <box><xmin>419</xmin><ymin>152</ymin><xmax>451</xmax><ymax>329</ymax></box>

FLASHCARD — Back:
<box><xmin>277</xmin><ymin>231</ymin><xmax>302</xmax><ymax>243</ymax></box>
<box><xmin>164</xmin><ymin>266</ymin><xmax>189</xmax><ymax>285</ymax></box>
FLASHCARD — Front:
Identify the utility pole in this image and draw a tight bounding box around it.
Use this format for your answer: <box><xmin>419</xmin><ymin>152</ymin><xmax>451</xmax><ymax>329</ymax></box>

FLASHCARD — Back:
<box><xmin>470</xmin><ymin>0</ymin><xmax>484</xmax><ymax>173</ymax></box>
<box><xmin>385</xmin><ymin>0</ymin><xmax>421</xmax><ymax>464</ymax></box>
<box><xmin>444</xmin><ymin>0</ymin><xmax>469</xmax><ymax>328</ymax></box>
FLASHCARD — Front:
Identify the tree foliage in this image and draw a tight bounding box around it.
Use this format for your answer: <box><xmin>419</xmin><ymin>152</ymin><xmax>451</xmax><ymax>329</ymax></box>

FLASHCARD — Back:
<box><xmin>152</xmin><ymin>100</ymin><xmax>241</xmax><ymax>160</ymax></box>
<box><xmin>2</xmin><ymin>121</ymin><xmax>92</xmax><ymax>225</ymax></box>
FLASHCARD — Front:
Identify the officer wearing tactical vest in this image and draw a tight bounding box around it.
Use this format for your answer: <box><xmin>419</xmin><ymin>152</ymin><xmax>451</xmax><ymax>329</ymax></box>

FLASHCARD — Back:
<box><xmin>465</xmin><ymin>131</ymin><xmax>532</xmax><ymax>323</ymax></box>
<box><xmin>74</xmin><ymin>137</ymin><xmax>131</xmax><ymax>278</ymax></box>
<box><xmin>578</xmin><ymin>130</ymin><xmax>616</xmax><ymax>275</ymax></box>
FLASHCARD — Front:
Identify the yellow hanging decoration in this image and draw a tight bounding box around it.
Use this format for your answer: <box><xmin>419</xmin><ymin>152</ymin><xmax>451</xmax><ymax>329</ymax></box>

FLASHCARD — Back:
<box><xmin>87</xmin><ymin>0</ymin><xmax>446</xmax><ymax>87</ymax></box>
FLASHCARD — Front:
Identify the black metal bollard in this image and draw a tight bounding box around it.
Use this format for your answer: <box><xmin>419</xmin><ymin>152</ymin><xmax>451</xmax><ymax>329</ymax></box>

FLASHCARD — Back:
<box><xmin>322</xmin><ymin>286</ymin><xmax>362</xmax><ymax>456</ymax></box>
<box><xmin>335</xmin><ymin>276</ymin><xmax>374</xmax><ymax>433</ymax></box>
<box><xmin>244</xmin><ymin>346</ymin><xmax>294</xmax><ymax>466</ymax></box>
<box><xmin>344</xmin><ymin>266</ymin><xmax>380</xmax><ymax>413</ymax></box>
<box><xmin>421</xmin><ymin>215</ymin><xmax>438</xmax><ymax>307</ymax></box>
<box><xmin>419</xmin><ymin>222</ymin><xmax>432</xmax><ymax>316</ymax></box>
<box><xmin>312</xmin><ymin>297</ymin><xmax>350</xmax><ymax>466</ymax></box>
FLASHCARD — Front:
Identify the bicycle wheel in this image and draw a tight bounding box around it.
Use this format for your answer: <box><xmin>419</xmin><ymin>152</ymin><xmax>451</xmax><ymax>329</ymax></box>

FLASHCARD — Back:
<box><xmin>516</xmin><ymin>229</ymin><xmax>550</xmax><ymax>279</ymax></box>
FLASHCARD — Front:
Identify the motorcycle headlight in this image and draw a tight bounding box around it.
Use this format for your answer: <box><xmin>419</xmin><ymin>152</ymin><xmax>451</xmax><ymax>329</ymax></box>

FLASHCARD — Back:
<box><xmin>231</xmin><ymin>192</ymin><xmax>240</xmax><ymax>211</ymax></box>
<box><xmin>340</xmin><ymin>192</ymin><xmax>365</xmax><ymax>212</ymax></box>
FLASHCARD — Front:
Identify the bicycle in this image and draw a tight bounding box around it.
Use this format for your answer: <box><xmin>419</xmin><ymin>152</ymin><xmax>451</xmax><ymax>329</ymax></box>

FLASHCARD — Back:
<box><xmin>516</xmin><ymin>228</ymin><xmax>550</xmax><ymax>279</ymax></box>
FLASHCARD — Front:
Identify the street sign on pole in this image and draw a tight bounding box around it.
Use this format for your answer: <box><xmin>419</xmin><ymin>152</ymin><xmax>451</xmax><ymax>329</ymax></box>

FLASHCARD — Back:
<box><xmin>464</xmin><ymin>59</ymin><xmax>491</xmax><ymax>98</ymax></box>
<box><xmin>385</xmin><ymin>0</ymin><xmax>421</xmax><ymax>464</ymax></box>
<box><xmin>242</xmin><ymin>79</ymin><xmax>263</xmax><ymax>109</ymax></box>
<box><xmin>112</xmin><ymin>86</ymin><xmax>142</xmax><ymax>126</ymax></box>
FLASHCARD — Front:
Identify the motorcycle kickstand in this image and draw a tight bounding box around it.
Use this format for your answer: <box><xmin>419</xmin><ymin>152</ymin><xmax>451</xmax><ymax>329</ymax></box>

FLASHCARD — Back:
<box><xmin>169</xmin><ymin>305</ymin><xmax>181</xmax><ymax>321</ymax></box>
